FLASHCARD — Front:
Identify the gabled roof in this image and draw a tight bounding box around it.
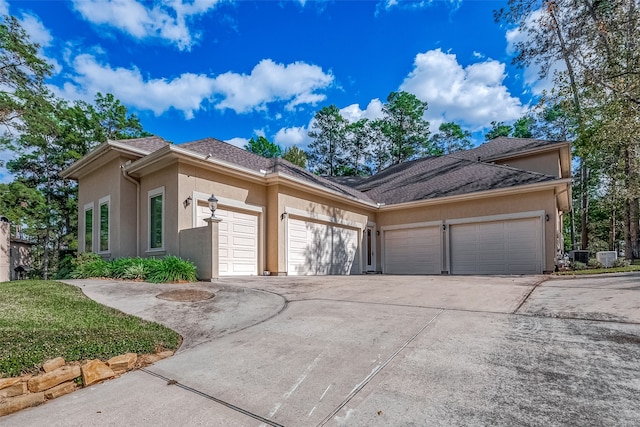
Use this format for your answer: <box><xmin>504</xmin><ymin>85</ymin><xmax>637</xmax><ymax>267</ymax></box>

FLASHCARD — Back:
<box><xmin>66</xmin><ymin>134</ymin><xmax>569</xmax><ymax>208</ymax></box>
<box><xmin>116</xmin><ymin>136</ymin><xmax>170</xmax><ymax>154</ymax></box>
<box><xmin>454</xmin><ymin>136</ymin><xmax>568</xmax><ymax>162</ymax></box>
<box><xmin>357</xmin><ymin>155</ymin><xmax>557</xmax><ymax>205</ymax></box>
<box><xmin>179</xmin><ymin>137</ymin><xmax>272</xmax><ymax>171</ymax></box>
<box><xmin>61</xmin><ymin>136</ymin><xmax>170</xmax><ymax>179</ymax></box>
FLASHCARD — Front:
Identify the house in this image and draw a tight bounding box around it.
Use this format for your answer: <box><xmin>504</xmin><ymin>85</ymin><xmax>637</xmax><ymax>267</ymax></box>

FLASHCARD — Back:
<box><xmin>0</xmin><ymin>217</ymin><xmax>34</xmax><ymax>281</ymax></box>
<box><xmin>61</xmin><ymin>136</ymin><xmax>571</xmax><ymax>278</ymax></box>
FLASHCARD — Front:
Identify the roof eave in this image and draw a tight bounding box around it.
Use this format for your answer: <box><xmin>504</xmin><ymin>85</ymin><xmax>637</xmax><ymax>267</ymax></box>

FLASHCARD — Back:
<box><xmin>265</xmin><ymin>172</ymin><xmax>378</xmax><ymax>209</ymax></box>
<box><xmin>379</xmin><ymin>178</ymin><xmax>572</xmax><ymax>211</ymax></box>
<box><xmin>482</xmin><ymin>141</ymin><xmax>571</xmax><ymax>163</ymax></box>
<box><xmin>60</xmin><ymin>140</ymin><xmax>151</xmax><ymax>180</ymax></box>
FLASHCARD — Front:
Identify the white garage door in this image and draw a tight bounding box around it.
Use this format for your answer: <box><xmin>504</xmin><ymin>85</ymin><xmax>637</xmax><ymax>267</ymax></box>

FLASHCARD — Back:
<box><xmin>197</xmin><ymin>206</ymin><xmax>258</xmax><ymax>276</ymax></box>
<box><xmin>450</xmin><ymin>218</ymin><xmax>542</xmax><ymax>275</ymax></box>
<box><xmin>384</xmin><ymin>227</ymin><xmax>441</xmax><ymax>274</ymax></box>
<box><xmin>287</xmin><ymin>218</ymin><xmax>359</xmax><ymax>275</ymax></box>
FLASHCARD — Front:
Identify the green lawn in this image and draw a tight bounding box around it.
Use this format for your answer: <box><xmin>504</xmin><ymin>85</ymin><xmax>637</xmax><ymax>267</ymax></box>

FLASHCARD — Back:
<box><xmin>0</xmin><ymin>280</ymin><xmax>180</xmax><ymax>378</ymax></box>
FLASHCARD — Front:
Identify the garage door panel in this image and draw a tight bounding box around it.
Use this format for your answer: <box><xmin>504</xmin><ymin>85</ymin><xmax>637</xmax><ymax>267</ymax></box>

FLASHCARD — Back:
<box><xmin>196</xmin><ymin>206</ymin><xmax>259</xmax><ymax>276</ymax></box>
<box><xmin>287</xmin><ymin>218</ymin><xmax>359</xmax><ymax>276</ymax></box>
<box><xmin>450</xmin><ymin>218</ymin><xmax>542</xmax><ymax>275</ymax></box>
<box><xmin>384</xmin><ymin>227</ymin><xmax>441</xmax><ymax>275</ymax></box>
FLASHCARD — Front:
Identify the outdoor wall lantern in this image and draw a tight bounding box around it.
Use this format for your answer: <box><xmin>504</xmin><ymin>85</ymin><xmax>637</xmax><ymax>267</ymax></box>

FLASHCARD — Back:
<box><xmin>545</xmin><ymin>214</ymin><xmax>550</xmax><ymax>222</ymax></box>
<box><xmin>208</xmin><ymin>194</ymin><xmax>218</xmax><ymax>219</ymax></box>
<box><xmin>183</xmin><ymin>196</ymin><xmax>192</xmax><ymax>208</ymax></box>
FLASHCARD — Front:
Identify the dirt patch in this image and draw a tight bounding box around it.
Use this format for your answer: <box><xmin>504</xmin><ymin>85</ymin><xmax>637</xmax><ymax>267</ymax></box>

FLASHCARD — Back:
<box><xmin>156</xmin><ymin>289</ymin><xmax>215</xmax><ymax>302</ymax></box>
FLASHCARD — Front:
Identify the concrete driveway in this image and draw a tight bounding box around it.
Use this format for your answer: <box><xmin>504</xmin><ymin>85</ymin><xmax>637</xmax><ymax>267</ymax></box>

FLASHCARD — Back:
<box><xmin>4</xmin><ymin>274</ymin><xmax>640</xmax><ymax>426</ymax></box>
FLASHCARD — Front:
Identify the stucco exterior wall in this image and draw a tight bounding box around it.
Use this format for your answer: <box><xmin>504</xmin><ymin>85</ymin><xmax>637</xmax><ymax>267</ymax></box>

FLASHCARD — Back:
<box><xmin>77</xmin><ymin>155</ymin><xmax>138</xmax><ymax>258</ymax></box>
<box><xmin>377</xmin><ymin>189</ymin><xmax>558</xmax><ymax>272</ymax></box>
<box><xmin>495</xmin><ymin>151</ymin><xmax>561</xmax><ymax>178</ymax></box>
<box><xmin>139</xmin><ymin>163</ymin><xmax>179</xmax><ymax>256</ymax></box>
<box><xmin>176</xmin><ymin>163</ymin><xmax>267</xmax><ymax>231</ymax></box>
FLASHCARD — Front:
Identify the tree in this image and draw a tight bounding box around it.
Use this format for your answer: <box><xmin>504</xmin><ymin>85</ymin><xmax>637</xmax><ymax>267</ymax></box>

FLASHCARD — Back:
<box><xmin>343</xmin><ymin>119</ymin><xmax>373</xmax><ymax>176</ymax></box>
<box><xmin>369</xmin><ymin>119</ymin><xmax>391</xmax><ymax>173</ymax></box>
<box><xmin>94</xmin><ymin>92</ymin><xmax>151</xmax><ymax>140</ymax></box>
<box><xmin>381</xmin><ymin>91</ymin><xmax>431</xmax><ymax>164</ymax></box>
<box><xmin>512</xmin><ymin>116</ymin><xmax>535</xmax><ymax>138</ymax></box>
<box><xmin>484</xmin><ymin>121</ymin><xmax>512</xmax><ymax>140</ymax></box>
<box><xmin>282</xmin><ymin>145</ymin><xmax>307</xmax><ymax>168</ymax></box>
<box><xmin>244</xmin><ymin>136</ymin><xmax>282</xmax><ymax>158</ymax></box>
<box><xmin>307</xmin><ymin>105</ymin><xmax>347</xmax><ymax>176</ymax></box>
<box><xmin>496</xmin><ymin>0</ymin><xmax>640</xmax><ymax>259</ymax></box>
<box><xmin>430</xmin><ymin>122</ymin><xmax>472</xmax><ymax>155</ymax></box>
<box><xmin>0</xmin><ymin>15</ymin><xmax>52</xmax><ymax>131</ymax></box>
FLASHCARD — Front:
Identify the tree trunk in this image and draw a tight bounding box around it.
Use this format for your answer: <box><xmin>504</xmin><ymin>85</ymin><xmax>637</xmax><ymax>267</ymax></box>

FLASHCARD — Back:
<box><xmin>630</xmin><ymin>198</ymin><xmax>639</xmax><ymax>259</ymax></box>
<box><xmin>580</xmin><ymin>161</ymin><xmax>589</xmax><ymax>250</ymax></box>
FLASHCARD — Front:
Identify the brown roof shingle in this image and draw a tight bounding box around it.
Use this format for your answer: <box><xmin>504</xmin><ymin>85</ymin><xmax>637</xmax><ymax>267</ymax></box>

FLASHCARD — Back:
<box><xmin>113</xmin><ymin>136</ymin><xmax>170</xmax><ymax>154</ymax></box>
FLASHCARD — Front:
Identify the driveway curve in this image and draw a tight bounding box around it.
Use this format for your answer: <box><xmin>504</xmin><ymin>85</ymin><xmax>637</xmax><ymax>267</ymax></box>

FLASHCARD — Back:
<box><xmin>62</xmin><ymin>279</ymin><xmax>286</xmax><ymax>350</ymax></box>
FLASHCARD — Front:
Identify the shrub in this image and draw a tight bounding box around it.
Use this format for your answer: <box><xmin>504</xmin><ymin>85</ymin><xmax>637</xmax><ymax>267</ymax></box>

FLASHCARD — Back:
<box><xmin>55</xmin><ymin>254</ymin><xmax>76</xmax><ymax>279</ymax></box>
<box><xmin>70</xmin><ymin>253</ymin><xmax>109</xmax><ymax>279</ymax></box>
<box><xmin>612</xmin><ymin>258</ymin><xmax>631</xmax><ymax>268</ymax></box>
<box><xmin>68</xmin><ymin>254</ymin><xmax>197</xmax><ymax>283</ymax></box>
<box><xmin>588</xmin><ymin>258</ymin><xmax>604</xmax><ymax>269</ymax></box>
<box><xmin>572</xmin><ymin>261</ymin><xmax>587</xmax><ymax>271</ymax></box>
<box><xmin>145</xmin><ymin>255</ymin><xmax>197</xmax><ymax>283</ymax></box>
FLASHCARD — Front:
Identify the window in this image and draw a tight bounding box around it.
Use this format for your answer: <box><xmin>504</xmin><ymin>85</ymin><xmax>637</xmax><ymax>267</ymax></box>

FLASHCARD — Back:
<box><xmin>148</xmin><ymin>187</ymin><xmax>164</xmax><ymax>250</ymax></box>
<box><xmin>99</xmin><ymin>196</ymin><xmax>110</xmax><ymax>253</ymax></box>
<box><xmin>84</xmin><ymin>203</ymin><xmax>93</xmax><ymax>252</ymax></box>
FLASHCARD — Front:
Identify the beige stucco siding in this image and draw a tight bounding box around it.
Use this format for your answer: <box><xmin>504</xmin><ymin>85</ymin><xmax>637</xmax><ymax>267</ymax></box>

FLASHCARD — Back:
<box><xmin>495</xmin><ymin>151</ymin><xmax>561</xmax><ymax>178</ymax></box>
<box><xmin>176</xmin><ymin>163</ymin><xmax>267</xmax><ymax>231</ymax></box>
<box><xmin>140</xmin><ymin>163</ymin><xmax>179</xmax><ymax>256</ymax></box>
<box><xmin>377</xmin><ymin>189</ymin><xmax>558</xmax><ymax>272</ymax></box>
<box><xmin>77</xmin><ymin>155</ymin><xmax>138</xmax><ymax>258</ymax></box>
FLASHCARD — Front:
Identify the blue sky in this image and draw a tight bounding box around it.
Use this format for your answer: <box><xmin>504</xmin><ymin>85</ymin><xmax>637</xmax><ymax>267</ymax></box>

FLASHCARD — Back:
<box><xmin>1</xmin><ymin>0</ymin><xmax>547</xmax><ymax>181</ymax></box>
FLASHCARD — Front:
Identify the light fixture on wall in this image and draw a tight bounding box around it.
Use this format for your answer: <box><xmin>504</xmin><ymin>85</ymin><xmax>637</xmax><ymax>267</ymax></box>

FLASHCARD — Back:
<box><xmin>183</xmin><ymin>196</ymin><xmax>192</xmax><ymax>208</ymax></box>
<box><xmin>376</xmin><ymin>230</ymin><xmax>380</xmax><ymax>236</ymax></box>
<box><xmin>545</xmin><ymin>214</ymin><xmax>550</xmax><ymax>222</ymax></box>
<box><xmin>208</xmin><ymin>194</ymin><xmax>218</xmax><ymax>219</ymax></box>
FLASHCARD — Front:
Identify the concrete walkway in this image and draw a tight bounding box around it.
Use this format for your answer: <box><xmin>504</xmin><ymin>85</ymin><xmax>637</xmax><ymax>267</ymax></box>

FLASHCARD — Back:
<box><xmin>4</xmin><ymin>274</ymin><xmax>640</xmax><ymax>426</ymax></box>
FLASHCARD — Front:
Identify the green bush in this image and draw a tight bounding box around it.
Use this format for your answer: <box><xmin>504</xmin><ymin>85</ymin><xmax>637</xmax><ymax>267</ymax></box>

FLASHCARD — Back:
<box><xmin>54</xmin><ymin>254</ymin><xmax>76</xmax><ymax>280</ymax></box>
<box><xmin>588</xmin><ymin>258</ymin><xmax>604</xmax><ymax>269</ymax></box>
<box><xmin>70</xmin><ymin>253</ymin><xmax>110</xmax><ymax>279</ymax></box>
<box><xmin>572</xmin><ymin>261</ymin><xmax>588</xmax><ymax>270</ymax></box>
<box><xmin>66</xmin><ymin>254</ymin><xmax>197</xmax><ymax>283</ymax></box>
<box><xmin>612</xmin><ymin>258</ymin><xmax>630</xmax><ymax>268</ymax></box>
<box><xmin>145</xmin><ymin>255</ymin><xmax>197</xmax><ymax>283</ymax></box>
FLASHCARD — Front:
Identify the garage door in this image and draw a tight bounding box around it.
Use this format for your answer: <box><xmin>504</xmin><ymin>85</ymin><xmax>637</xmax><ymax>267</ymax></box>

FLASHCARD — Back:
<box><xmin>384</xmin><ymin>227</ymin><xmax>441</xmax><ymax>274</ymax></box>
<box><xmin>450</xmin><ymin>218</ymin><xmax>542</xmax><ymax>275</ymax></box>
<box><xmin>287</xmin><ymin>218</ymin><xmax>359</xmax><ymax>275</ymax></box>
<box><xmin>197</xmin><ymin>205</ymin><xmax>258</xmax><ymax>276</ymax></box>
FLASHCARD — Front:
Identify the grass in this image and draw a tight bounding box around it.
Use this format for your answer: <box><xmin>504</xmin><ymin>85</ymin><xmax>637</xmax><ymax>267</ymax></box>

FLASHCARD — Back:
<box><xmin>0</xmin><ymin>280</ymin><xmax>181</xmax><ymax>378</ymax></box>
<box><xmin>554</xmin><ymin>264</ymin><xmax>640</xmax><ymax>276</ymax></box>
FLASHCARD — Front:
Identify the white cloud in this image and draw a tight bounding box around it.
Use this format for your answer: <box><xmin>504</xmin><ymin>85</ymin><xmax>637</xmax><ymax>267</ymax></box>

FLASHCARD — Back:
<box><xmin>400</xmin><ymin>48</ymin><xmax>526</xmax><ymax>130</ymax></box>
<box><xmin>225</xmin><ymin>137</ymin><xmax>248</xmax><ymax>149</ymax></box>
<box><xmin>377</xmin><ymin>0</ymin><xmax>461</xmax><ymax>13</ymax></box>
<box><xmin>17</xmin><ymin>12</ymin><xmax>62</xmax><ymax>74</ymax></box>
<box><xmin>505</xmin><ymin>9</ymin><xmax>563</xmax><ymax>95</ymax></box>
<box><xmin>472</xmin><ymin>51</ymin><xmax>485</xmax><ymax>59</ymax></box>
<box><xmin>53</xmin><ymin>54</ymin><xmax>216</xmax><ymax>119</ymax></box>
<box><xmin>71</xmin><ymin>0</ymin><xmax>222</xmax><ymax>51</ymax></box>
<box><xmin>18</xmin><ymin>13</ymin><xmax>52</xmax><ymax>47</ymax></box>
<box><xmin>52</xmin><ymin>55</ymin><xmax>333</xmax><ymax>119</ymax></box>
<box><xmin>0</xmin><ymin>0</ymin><xmax>8</xmax><ymax>16</ymax></box>
<box><xmin>212</xmin><ymin>59</ymin><xmax>333</xmax><ymax>113</ymax></box>
<box><xmin>273</xmin><ymin>126</ymin><xmax>310</xmax><ymax>147</ymax></box>
<box><xmin>339</xmin><ymin>99</ymin><xmax>384</xmax><ymax>123</ymax></box>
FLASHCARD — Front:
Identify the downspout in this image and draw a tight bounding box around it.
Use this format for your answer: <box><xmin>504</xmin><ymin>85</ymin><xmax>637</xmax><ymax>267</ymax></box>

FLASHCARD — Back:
<box><xmin>121</xmin><ymin>164</ymin><xmax>140</xmax><ymax>257</ymax></box>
